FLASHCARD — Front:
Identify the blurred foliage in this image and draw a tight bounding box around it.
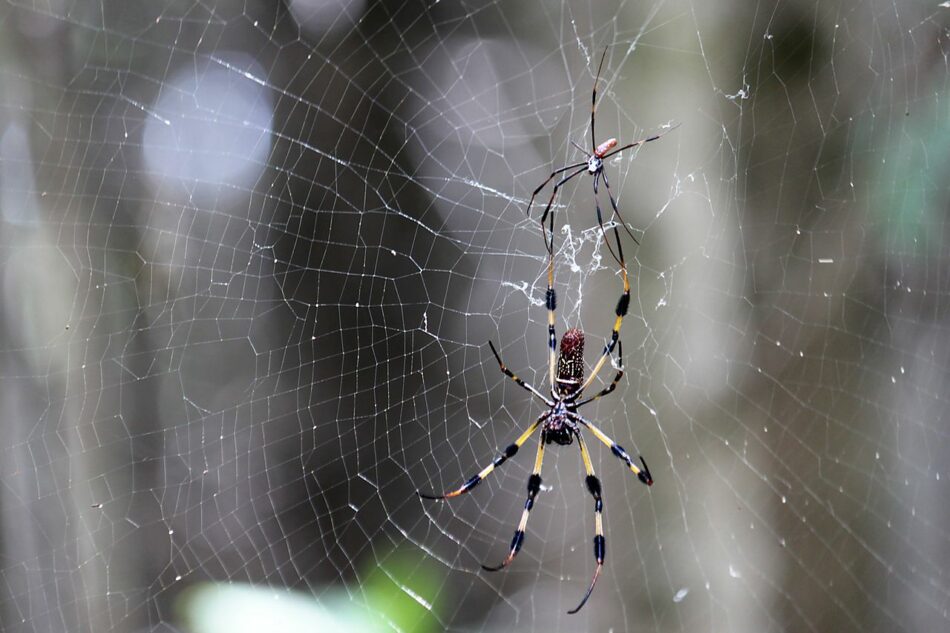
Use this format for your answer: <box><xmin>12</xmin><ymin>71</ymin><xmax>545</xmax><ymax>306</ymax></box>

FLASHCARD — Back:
<box><xmin>177</xmin><ymin>551</ymin><xmax>441</xmax><ymax>633</ymax></box>
<box><xmin>872</xmin><ymin>91</ymin><xmax>950</xmax><ymax>254</ymax></box>
<box><xmin>360</xmin><ymin>551</ymin><xmax>443</xmax><ymax>633</ymax></box>
<box><xmin>177</xmin><ymin>582</ymin><xmax>383</xmax><ymax>633</ymax></box>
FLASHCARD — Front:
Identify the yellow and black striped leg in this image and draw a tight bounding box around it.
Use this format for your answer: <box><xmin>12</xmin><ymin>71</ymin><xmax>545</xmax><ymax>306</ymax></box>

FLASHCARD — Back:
<box><xmin>576</xmin><ymin>340</ymin><xmax>624</xmax><ymax>408</ymax></box>
<box><xmin>572</xmin><ymin>413</ymin><xmax>653</xmax><ymax>486</ymax></box>
<box><xmin>568</xmin><ymin>434</ymin><xmax>605</xmax><ymax>614</ymax></box>
<box><xmin>546</xmin><ymin>226</ymin><xmax>557</xmax><ymax>391</ymax></box>
<box><xmin>417</xmin><ymin>413</ymin><xmax>548</xmax><ymax>500</ymax></box>
<box><xmin>488</xmin><ymin>341</ymin><xmax>553</xmax><ymax>406</ymax></box>
<box><xmin>482</xmin><ymin>433</ymin><xmax>546</xmax><ymax>571</ymax></box>
<box><xmin>578</xmin><ymin>235</ymin><xmax>629</xmax><ymax>394</ymax></box>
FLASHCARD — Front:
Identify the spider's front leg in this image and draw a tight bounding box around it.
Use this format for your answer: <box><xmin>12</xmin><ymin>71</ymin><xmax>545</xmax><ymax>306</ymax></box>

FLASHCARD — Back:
<box><xmin>576</xmin><ymin>340</ymin><xmax>624</xmax><ymax>408</ymax></box>
<box><xmin>489</xmin><ymin>341</ymin><xmax>553</xmax><ymax>406</ymax></box>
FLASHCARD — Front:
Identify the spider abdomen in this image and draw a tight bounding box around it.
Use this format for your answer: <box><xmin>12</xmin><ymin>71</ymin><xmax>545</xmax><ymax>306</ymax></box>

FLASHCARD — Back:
<box><xmin>556</xmin><ymin>328</ymin><xmax>585</xmax><ymax>397</ymax></box>
<box><xmin>594</xmin><ymin>137</ymin><xmax>618</xmax><ymax>158</ymax></box>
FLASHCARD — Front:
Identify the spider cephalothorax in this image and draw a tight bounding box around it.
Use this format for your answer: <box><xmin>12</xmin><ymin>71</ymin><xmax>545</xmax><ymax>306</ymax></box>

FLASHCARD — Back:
<box><xmin>418</xmin><ymin>263</ymin><xmax>652</xmax><ymax>613</ymax></box>
<box><xmin>586</xmin><ymin>154</ymin><xmax>604</xmax><ymax>174</ymax></box>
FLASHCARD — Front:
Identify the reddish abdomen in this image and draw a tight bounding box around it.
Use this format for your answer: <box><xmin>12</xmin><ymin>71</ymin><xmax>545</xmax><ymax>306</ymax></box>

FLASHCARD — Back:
<box><xmin>594</xmin><ymin>138</ymin><xmax>618</xmax><ymax>158</ymax></box>
<box><xmin>557</xmin><ymin>328</ymin><xmax>585</xmax><ymax>393</ymax></box>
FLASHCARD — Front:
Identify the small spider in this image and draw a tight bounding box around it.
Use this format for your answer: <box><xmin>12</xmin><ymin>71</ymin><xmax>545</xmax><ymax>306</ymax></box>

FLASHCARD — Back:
<box><xmin>527</xmin><ymin>47</ymin><xmax>677</xmax><ymax>263</ymax></box>
<box><xmin>418</xmin><ymin>253</ymin><xmax>653</xmax><ymax>614</ymax></box>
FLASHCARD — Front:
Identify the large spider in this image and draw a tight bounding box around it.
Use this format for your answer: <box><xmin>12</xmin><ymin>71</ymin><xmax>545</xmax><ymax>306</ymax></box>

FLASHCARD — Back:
<box><xmin>528</xmin><ymin>47</ymin><xmax>677</xmax><ymax>264</ymax></box>
<box><xmin>417</xmin><ymin>243</ymin><xmax>653</xmax><ymax>614</ymax></box>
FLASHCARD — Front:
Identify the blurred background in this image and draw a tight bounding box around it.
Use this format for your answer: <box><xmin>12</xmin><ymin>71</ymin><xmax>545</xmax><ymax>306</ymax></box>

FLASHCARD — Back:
<box><xmin>1</xmin><ymin>0</ymin><xmax>948</xmax><ymax>631</ymax></box>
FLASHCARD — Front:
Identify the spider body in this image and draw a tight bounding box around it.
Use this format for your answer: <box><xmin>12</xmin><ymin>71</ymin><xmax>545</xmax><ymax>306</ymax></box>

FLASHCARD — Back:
<box><xmin>527</xmin><ymin>48</ymin><xmax>677</xmax><ymax>263</ymax></box>
<box><xmin>418</xmin><ymin>275</ymin><xmax>652</xmax><ymax>613</ymax></box>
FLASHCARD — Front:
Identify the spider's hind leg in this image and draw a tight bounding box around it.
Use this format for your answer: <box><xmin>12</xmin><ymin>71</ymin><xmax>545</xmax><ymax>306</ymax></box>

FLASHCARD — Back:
<box><xmin>482</xmin><ymin>434</ymin><xmax>546</xmax><ymax>571</ymax></box>
<box><xmin>568</xmin><ymin>433</ymin><xmax>605</xmax><ymax>614</ymax></box>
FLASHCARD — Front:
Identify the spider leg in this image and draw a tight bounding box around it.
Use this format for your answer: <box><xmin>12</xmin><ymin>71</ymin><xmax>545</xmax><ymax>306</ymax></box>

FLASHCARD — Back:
<box><xmin>577</xmin><ymin>227</ymin><xmax>629</xmax><ymax>394</ymax></box>
<box><xmin>417</xmin><ymin>412</ymin><xmax>549</xmax><ymax>500</ymax></box>
<box><xmin>569</xmin><ymin>413</ymin><xmax>653</xmax><ymax>486</ymax></box>
<box><xmin>568</xmin><ymin>433</ymin><xmax>605</xmax><ymax>614</ymax></box>
<box><xmin>538</xmin><ymin>167</ymin><xmax>587</xmax><ymax>253</ymax></box>
<box><xmin>546</xmin><ymin>232</ymin><xmax>557</xmax><ymax>391</ymax></box>
<box><xmin>526</xmin><ymin>162</ymin><xmax>586</xmax><ymax>220</ymax></box>
<box><xmin>544</xmin><ymin>205</ymin><xmax>556</xmax><ymax>269</ymax></box>
<box><xmin>489</xmin><ymin>340</ymin><xmax>553</xmax><ymax>406</ymax></box>
<box><xmin>541</xmin><ymin>162</ymin><xmax>587</xmax><ymax>247</ymax></box>
<box><xmin>592</xmin><ymin>174</ymin><xmax>627</xmax><ymax>268</ymax></box>
<box><xmin>600</xmin><ymin>169</ymin><xmax>641</xmax><ymax>246</ymax></box>
<box><xmin>528</xmin><ymin>167</ymin><xmax>587</xmax><ymax>255</ymax></box>
<box><xmin>591</xmin><ymin>48</ymin><xmax>609</xmax><ymax>153</ymax></box>
<box><xmin>576</xmin><ymin>340</ymin><xmax>623</xmax><ymax>408</ymax></box>
<box><xmin>600</xmin><ymin>122</ymin><xmax>680</xmax><ymax>161</ymax></box>
<box><xmin>482</xmin><ymin>431</ymin><xmax>546</xmax><ymax>571</ymax></box>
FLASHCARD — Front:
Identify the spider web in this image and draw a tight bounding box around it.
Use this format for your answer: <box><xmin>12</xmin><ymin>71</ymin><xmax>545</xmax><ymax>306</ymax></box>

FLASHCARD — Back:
<box><xmin>0</xmin><ymin>1</ymin><xmax>949</xmax><ymax>631</ymax></box>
